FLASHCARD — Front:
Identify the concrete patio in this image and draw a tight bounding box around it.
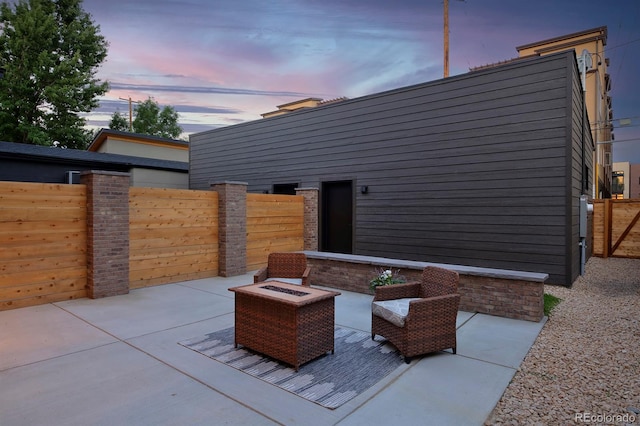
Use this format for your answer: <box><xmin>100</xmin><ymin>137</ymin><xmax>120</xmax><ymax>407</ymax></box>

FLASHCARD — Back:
<box><xmin>0</xmin><ymin>273</ymin><xmax>545</xmax><ymax>425</ymax></box>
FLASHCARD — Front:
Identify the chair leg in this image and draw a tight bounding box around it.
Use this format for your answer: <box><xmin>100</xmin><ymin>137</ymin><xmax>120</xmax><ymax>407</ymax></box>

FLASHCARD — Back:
<box><xmin>404</xmin><ymin>356</ymin><xmax>411</xmax><ymax>364</ymax></box>
<box><xmin>452</xmin><ymin>347</ymin><xmax>456</xmax><ymax>354</ymax></box>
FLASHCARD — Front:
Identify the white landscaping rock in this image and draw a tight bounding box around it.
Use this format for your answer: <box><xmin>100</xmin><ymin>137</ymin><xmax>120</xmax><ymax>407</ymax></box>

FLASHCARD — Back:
<box><xmin>485</xmin><ymin>257</ymin><xmax>640</xmax><ymax>425</ymax></box>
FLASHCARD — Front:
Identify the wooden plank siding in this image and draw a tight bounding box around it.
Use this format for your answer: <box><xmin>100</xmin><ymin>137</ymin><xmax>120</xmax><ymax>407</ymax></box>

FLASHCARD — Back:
<box><xmin>129</xmin><ymin>187</ymin><xmax>218</xmax><ymax>288</ymax></box>
<box><xmin>246</xmin><ymin>193</ymin><xmax>304</xmax><ymax>271</ymax></box>
<box><xmin>592</xmin><ymin>199</ymin><xmax>640</xmax><ymax>258</ymax></box>
<box><xmin>0</xmin><ymin>181</ymin><xmax>87</xmax><ymax>310</ymax></box>
<box><xmin>190</xmin><ymin>51</ymin><xmax>589</xmax><ymax>285</ymax></box>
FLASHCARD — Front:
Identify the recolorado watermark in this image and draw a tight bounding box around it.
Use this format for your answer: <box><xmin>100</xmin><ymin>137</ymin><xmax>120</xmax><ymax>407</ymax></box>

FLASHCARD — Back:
<box><xmin>575</xmin><ymin>412</ymin><xmax>637</xmax><ymax>424</ymax></box>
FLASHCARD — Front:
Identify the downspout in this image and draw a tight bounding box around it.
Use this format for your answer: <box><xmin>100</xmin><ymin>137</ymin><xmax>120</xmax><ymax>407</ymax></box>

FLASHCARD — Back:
<box><xmin>579</xmin><ymin>57</ymin><xmax>587</xmax><ymax>275</ymax></box>
<box><xmin>580</xmin><ymin>53</ymin><xmax>587</xmax><ymax>196</ymax></box>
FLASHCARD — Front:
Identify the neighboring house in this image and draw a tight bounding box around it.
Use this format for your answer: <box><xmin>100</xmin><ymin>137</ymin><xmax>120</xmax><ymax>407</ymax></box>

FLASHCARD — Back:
<box><xmin>515</xmin><ymin>27</ymin><xmax>613</xmax><ymax>199</ymax></box>
<box><xmin>0</xmin><ymin>140</ymin><xmax>188</xmax><ymax>188</ymax></box>
<box><xmin>87</xmin><ymin>129</ymin><xmax>189</xmax><ymax>188</ymax></box>
<box><xmin>89</xmin><ymin>128</ymin><xmax>189</xmax><ymax>162</ymax></box>
<box><xmin>612</xmin><ymin>162</ymin><xmax>630</xmax><ymax>199</ymax></box>
<box><xmin>261</xmin><ymin>97</ymin><xmax>349</xmax><ymax>118</ymax></box>
<box><xmin>190</xmin><ymin>51</ymin><xmax>592</xmax><ymax>286</ymax></box>
<box><xmin>612</xmin><ymin>162</ymin><xmax>640</xmax><ymax>199</ymax></box>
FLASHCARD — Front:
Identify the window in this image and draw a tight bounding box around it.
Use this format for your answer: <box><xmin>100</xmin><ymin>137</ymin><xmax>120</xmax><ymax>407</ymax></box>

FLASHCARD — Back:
<box><xmin>65</xmin><ymin>170</ymin><xmax>80</xmax><ymax>184</ymax></box>
<box><xmin>583</xmin><ymin>165</ymin><xmax>590</xmax><ymax>193</ymax></box>
<box><xmin>611</xmin><ymin>171</ymin><xmax>624</xmax><ymax>197</ymax></box>
<box><xmin>273</xmin><ymin>183</ymin><xmax>298</xmax><ymax>195</ymax></box>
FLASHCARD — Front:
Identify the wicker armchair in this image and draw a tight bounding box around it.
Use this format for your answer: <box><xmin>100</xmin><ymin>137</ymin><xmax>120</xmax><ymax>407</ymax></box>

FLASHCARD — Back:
<box><xmin>254</xmin><ymin>252</ymin><xmax>311</xmax><ymax>286</ymax></box>
<box><xmin>371</xmin><ymin>266</ymin><xmax>460</xmax><ymax>362</ymax></box>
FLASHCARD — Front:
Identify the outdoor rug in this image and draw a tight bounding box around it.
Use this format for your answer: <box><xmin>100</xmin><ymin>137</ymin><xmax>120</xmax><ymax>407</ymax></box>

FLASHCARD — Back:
<box><xmin>179</xmin><ymin>326</ymin><xmax>404</xmax><ymax>409</ymax></box>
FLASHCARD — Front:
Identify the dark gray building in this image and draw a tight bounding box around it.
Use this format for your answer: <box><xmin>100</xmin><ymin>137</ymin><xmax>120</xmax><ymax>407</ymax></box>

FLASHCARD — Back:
<box><xmin>190</xmin><ymin>51</ymin><xmax>593</xmax><ymax>286</ymax></box>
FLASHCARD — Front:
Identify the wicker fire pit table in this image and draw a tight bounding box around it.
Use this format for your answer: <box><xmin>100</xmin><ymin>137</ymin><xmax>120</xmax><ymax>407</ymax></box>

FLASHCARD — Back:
<box><xmin>229</xmin><ymin>281</ymin><xmax>341</xmax><ymax>371</ymax></box>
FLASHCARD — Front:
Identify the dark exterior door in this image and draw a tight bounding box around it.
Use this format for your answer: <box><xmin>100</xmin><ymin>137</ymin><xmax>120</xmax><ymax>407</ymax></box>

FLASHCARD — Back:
<box><xmin>321</xmin><ymin>181</ymin><xmax>353</xmax><ymax>254</ymax></box>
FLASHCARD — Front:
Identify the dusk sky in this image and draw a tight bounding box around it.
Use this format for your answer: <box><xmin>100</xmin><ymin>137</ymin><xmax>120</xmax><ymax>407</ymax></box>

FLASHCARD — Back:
<box><xmin>80</xmin><ymin>0</ymin><xmax>640</xmax><ymax>163</ymax></box>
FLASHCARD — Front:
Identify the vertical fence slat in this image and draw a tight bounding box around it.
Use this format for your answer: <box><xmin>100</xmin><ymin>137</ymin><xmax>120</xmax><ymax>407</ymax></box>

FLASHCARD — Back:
<box><xmin>603</xmin><ymin>199</ymin><xmax>612</xmax><ymax>258</ymax></box>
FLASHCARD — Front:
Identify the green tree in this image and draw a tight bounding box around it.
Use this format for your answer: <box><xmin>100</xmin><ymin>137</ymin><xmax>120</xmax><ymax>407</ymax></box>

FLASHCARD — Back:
<box><xmin>109</xmin><ymin>111</ymin><xmax>129</xmax><ymax>132</ymax></box>
<box><xmin>0</xmin><ymin>0</ymin><xmax>109</xmax><ymax>149</ymax></box>
<box><xmin>131</xmin><ymin>97</ymin><xmax>182</xmax><ymax>139</ymax></box>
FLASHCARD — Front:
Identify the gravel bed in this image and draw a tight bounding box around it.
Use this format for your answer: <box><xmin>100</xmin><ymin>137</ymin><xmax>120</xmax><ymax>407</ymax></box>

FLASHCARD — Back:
<box><xmin>486</xmin><ymin>257</ymin><xmax>640</xmax><ymax>425</ymax></box>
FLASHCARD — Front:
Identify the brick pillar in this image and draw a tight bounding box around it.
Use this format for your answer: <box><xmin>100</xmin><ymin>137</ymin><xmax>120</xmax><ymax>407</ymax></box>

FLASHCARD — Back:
<box><xmin>296</xmin><ymin>188</ymin><xmax>319</xmax><ymax>251</ymax></box>
<box><xmin>81</xmin><ymin>171</ymin><xmax>130</xmax><ymax>298</ymax></box>
<box><xmin>212</xmin><ymin>181</ymin><xmax>247</xmax><ymax>276</ymax></box>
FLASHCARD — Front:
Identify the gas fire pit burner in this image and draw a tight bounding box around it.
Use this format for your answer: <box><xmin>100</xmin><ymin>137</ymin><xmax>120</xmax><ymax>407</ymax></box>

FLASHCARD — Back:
<box><xmin>260</xmin><ymin>284</ymin><xmax>310</xmax><ymax>297</ymax></box>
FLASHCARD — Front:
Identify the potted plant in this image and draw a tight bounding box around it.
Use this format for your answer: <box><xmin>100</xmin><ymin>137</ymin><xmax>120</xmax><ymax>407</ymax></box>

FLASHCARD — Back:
<box><xmin>369</xmin><ymin>268</ymin><xmax>406</xmax><ymax>293</ymax></box>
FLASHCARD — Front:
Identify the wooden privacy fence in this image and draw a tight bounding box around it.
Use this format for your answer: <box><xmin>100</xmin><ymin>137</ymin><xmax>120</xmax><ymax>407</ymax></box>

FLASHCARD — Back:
<box><xmin>0</xmin><ymin>179</ymin><xmax>307</xmax><ymax>311</ymax></box>
<box><xmin>0</xmin><ymin>182</ymin><xmax>87</xmax><ymax>310</ymax></box>
<box><xmin>246</xmin><ymin>193</ymin><xmax>304</xmax><ymax>271</ymax></box>
<box><xmin>592</xmin><ymin>198</ymin><xmax>640</xmax><ymax>258</ymax></box>
<box><xmin>129</xmin><ymin>187</ymin><xmax>219</xmax><ymax>289</ymax></box>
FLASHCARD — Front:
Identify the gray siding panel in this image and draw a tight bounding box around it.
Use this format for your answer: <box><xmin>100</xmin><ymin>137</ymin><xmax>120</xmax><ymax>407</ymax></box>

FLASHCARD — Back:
<box><xmin>190</xmin><ymin>51</ymin><xmax>584</xmax><ymax>285</ymax></box>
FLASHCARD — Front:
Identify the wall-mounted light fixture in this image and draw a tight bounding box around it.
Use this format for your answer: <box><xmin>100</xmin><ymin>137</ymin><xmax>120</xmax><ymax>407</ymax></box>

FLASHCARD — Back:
<box><xmin>360</xmin><ymin>186</ymin><xmax>368</xmax><ymax>194</ymax></box>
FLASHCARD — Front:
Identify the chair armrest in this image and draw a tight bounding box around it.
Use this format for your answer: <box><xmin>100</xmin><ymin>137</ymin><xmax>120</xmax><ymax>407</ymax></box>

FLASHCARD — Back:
<box><xmin>406</xmin><ymin>294</ymin><xmax>461</xmax><ymax>323</ymax></box>
<box><xmin>373</xmin><ymin>282</ymin><xmax>421</xmax><ymax>301</ymax></box>
<box><xmin>301</xmin><ymin>266</ymin><xmax>311</xmax><ymax>287</ymax></box>
<box><xmin>254</xmin><ymin>267</ymin><xmax>268</xmax><ymax>283</ymax></box>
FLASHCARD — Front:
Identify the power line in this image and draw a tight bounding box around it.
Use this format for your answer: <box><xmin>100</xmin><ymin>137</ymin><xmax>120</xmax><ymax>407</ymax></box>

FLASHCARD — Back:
<box><xmin>607</xmin><ymin>36</ymin><xmax>640</xmax><ymax>52</ymax></box>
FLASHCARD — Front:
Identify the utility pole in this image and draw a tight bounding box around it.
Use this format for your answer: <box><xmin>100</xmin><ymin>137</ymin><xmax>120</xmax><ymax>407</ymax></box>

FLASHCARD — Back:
<box><xmin>444</xmin><ymin>0</ymin><xmax>465</xmax><ymax>78</ymax></box>
<box><xmin>118</xmin><ymin>96</ymin><xmax>140</xmax><ymax>131</ymax></box>
<box><xmin>444</xmin><ymin>0</ymin><xmax>449</xmax><ymax>78</ymax></box>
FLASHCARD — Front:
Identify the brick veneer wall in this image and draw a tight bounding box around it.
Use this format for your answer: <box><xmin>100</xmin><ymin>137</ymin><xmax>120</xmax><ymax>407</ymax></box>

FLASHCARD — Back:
<box><xmin>212</xmin><ymin>181</ymin><xmax>247</xmax><ymax>277</ymax></box>
<box><xmin>81</xmin><ymin>170</ymin><xmax>130</xmax><ymax>298</ymax></box>
<box><xmin>306</xmin><ymin>257</ymin><xmax>544</xmax><ymax>322</ymax></box>
<box><xmin>296</xmin><ymin>188</ymin><xmax>319</xmax><ymax>251</ymax></box>
<box><xmin>457</xmin><ymin>275</ymin><xmax>544</xmax><ymax>322</ymax></box>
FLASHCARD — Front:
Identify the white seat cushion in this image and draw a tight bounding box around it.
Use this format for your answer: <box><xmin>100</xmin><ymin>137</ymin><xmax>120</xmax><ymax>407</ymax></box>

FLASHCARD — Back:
<box><xmin>372</xmin><ymin>298</ymin><xmax>421</xmax><ymax>327</ymax></box>
<box><xmin>265</xmin><ymin>277</ymin><xmax>303</xmax><ymax>285</ymax></box>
